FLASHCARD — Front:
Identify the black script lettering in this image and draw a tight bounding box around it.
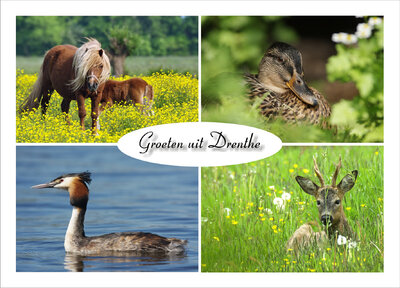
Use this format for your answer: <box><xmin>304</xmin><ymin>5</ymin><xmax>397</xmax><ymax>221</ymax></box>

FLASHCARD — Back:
<box><xmin>208</xmin><ymin>131</ymin><xmax>226</xmax><ymax>148</ymax></box>
<box><xmin>139</xmin><ymin>131</ymin><xmax>184</xmax><ymax>154</ymax></box>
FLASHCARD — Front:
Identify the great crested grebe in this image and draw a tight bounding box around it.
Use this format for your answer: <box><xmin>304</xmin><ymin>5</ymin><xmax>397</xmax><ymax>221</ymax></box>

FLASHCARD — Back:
<box><xmin>32</xmin><ymin>172</ymin><xmax>187</xmax><ymax>255</ymax></box>
<box><xmin>245</xmin><ymin>42</ymin><xmax>331</xmax><ymax>125</ymax></box>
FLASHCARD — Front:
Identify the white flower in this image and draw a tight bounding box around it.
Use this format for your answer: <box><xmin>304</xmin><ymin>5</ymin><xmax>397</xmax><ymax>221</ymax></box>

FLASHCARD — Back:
<box><xmin>268</xmin><ymin>185</ymin><xmax>275</xmax><ymax>190</ymax></box>
<box><xmin>356</xmin><ymin>23</ymin><xmax>372</xmax><ymax>39</ymax></box>
<box><xmin>281</xmin><ymin>192</ymin><xmax>291</xmax><ymax>201</ymax></box>
<box><xmin>332</xmin><ymin>32</ymin><xmax>347</xmax><ymax>43</ymax></box>
<box><xmin>342</xmin><ymin>34</ymin><xmax>358</xmax><ymax>45</ymax></box>
<box><xmin>224</xmin><ymin>208</ymin><xmax>231</xmax><ymax>216</ymax></box>
<box><xmin>368</xmin><ymin>17</ymin><xmax>382</xmax><ymax>26</ymax></box>
<box><xmin>348</xmin><ymin>240</ymin><xmax>358</xmax><ymax>249</ymax></box>
<box><xmin>201</xmin><ymin>217</ymin><xmax>208</xmax><ymax>223</ymax></box>
<box><xmin>229</xmin><ymin>172</ymin><xmax>235</xmax><ymax>180</ymax></box>
<box><xmin>264</xmin><ymin>208</ymin><xmax>273</xmax><ymax>215</ymax></box>
<box><xmin>332</xmin><ymin>32</ymin><xmax>358</xmax><ymax>45</ymax></box>
<box><xmin>273</xmin><ymin>197</ymin><xmax>285</xmax><ymax>210</ymax></box>
<box><xmin>337</xmin><ymin>235</ymin><xmax>347</xmax><ymax>245</ymax></box>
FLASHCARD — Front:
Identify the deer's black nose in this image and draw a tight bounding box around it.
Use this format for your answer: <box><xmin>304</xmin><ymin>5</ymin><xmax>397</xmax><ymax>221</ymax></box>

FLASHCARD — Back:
<box><xmin>321</xmin><ymin>215</ymin><xmax>333</xmax><ymax>226</ymax></box>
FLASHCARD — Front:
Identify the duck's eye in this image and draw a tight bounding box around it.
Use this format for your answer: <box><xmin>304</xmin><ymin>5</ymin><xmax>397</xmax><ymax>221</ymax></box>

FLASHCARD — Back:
<box><xmin>277</xmin><ymin>57</ymin><xmax>284</xmax><ymax>63</ymax></box>
<box><xmin>316</xmin><ymin>200</ymin><xmax>321</xmax><ymax>206</ymax></box>
<box><xmin>335</xmin><ymin>200</ymin><xmax>340</xmax><ymax>205</ymax></box>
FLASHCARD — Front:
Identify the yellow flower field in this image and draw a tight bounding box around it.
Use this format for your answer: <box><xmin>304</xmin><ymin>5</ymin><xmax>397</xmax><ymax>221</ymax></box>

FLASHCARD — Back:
<box><xmin>16</xmin><ymin>70</ymin><xmax>198</xmax><ymax>143</ymax></box>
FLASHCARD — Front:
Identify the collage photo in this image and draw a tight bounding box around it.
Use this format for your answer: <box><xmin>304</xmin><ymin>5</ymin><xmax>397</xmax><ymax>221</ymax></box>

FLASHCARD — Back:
<box><xmin>1</xmin><ymin>1</ymin><xmax>399</xmax><ymax>288</ymax></box>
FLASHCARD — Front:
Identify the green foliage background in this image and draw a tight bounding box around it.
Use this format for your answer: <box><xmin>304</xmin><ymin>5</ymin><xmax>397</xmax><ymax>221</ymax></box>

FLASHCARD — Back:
<box><xmin>17</xmin><ymin>16</ymin><xmax>198</xmax><ymax>56</ymax></box>
<box><xmin>327</xmin><ymin>21</ymin><xmax>383</xmax><ymax>142</ymax></box>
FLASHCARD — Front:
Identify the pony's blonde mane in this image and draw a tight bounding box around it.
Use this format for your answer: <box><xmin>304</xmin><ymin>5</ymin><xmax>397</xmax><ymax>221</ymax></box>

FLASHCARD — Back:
<box><xmin>70</xmin><ymin>38</ymin><xmax>111</xmax><ymax>92</ymax></box>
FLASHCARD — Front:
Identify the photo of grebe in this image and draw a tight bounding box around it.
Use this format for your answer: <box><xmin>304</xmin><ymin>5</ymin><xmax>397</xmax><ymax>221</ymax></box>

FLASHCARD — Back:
<box><xmin>16</xmin><ymin>146</ymin><xmax>198</xmax><ymax>272</ymax></box>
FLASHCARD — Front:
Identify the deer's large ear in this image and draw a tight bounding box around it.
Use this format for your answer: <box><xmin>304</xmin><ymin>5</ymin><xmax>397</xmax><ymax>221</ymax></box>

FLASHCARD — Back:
<box><xmin>296</xmin><ymin>176</ymin><xmax>319</xmax><ymax>196</ymax></box>
<box><xmin>337</xmin><ymin>170</ymin><xmax>358</xmax><ymax>194</ymax></box>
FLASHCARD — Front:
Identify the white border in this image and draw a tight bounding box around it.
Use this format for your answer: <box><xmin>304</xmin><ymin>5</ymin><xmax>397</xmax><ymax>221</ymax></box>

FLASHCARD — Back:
<box><xmin>2</xmin><ymin>1</ymin><xmax>400</xmax><ymax>287</ymax></box>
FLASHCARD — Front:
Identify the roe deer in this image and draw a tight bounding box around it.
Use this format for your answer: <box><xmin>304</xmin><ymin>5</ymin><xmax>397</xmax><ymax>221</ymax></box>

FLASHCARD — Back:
<box><xmin>286</xmin><ymin>157</ymin><xmax>358</xmax><ymax>252</ymax></box>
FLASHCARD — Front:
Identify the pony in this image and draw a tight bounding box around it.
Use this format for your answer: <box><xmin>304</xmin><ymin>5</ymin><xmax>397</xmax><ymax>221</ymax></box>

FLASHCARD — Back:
<box><xmin>20</xmin><ymin>38</ymin><xmax>111</xmax><ymax>132</ymax></box>
<box><xmin>100</xmin><ymin>78</ymin><xmax>154</xmax><ymax>114</ymax></box>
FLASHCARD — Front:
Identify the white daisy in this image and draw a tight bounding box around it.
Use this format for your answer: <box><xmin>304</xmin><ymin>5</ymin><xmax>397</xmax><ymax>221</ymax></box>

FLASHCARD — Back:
<box><xmin>337</xmin><ymin>235</ymin><xmax>347</xmax><ymax>245</ymax></box>
<box><xmin>273</xmin><ymin>197</ymin><xmax>285</xmax><ymax>210</ymax></box>
<box><xmin>281</xmin><ymin>192</ymin><xmax>291</xmax><ymax>201</ymax></box>
<box><xmin>368</xmin><ymin>17</ymin><xmax>382</xmax><ymax>26</ymax></box>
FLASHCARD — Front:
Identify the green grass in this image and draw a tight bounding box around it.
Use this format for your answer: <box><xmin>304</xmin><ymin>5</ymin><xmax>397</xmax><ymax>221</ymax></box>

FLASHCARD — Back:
<box><xmin>201</xmin><ymin>146</ymin><xmax>384</xmax><ymax>272</ymax></box>
<box><xmin>16</xmin><ymin>55</ymin><xmax>198</xmax><ymax>76</ymax></box>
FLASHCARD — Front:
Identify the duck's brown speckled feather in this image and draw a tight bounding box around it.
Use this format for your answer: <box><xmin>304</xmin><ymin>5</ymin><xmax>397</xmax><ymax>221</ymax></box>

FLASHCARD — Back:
<box><xmin>244</xmin><ymin>73</ymin><xmax>331</xmax><ymax>125</ymax></box>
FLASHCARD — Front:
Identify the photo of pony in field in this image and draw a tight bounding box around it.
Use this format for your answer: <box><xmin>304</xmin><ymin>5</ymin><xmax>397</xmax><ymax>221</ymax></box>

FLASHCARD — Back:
<box><xmin>16</xmin><ymin>16</ymin><xmax>198</xmax><ymax>143</ymax></box>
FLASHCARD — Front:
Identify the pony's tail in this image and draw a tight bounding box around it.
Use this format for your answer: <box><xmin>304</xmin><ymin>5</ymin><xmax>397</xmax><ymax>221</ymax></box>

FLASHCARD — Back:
<box><xmin>19</xmin><ymin>64</ymin><xmax>45</xmax><ymax>113</ymax></box>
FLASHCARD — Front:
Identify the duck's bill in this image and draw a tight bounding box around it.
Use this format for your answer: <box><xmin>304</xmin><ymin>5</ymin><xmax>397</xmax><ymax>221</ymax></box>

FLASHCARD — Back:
<box><xmin>286</xmin><ymin>74</ymin><xmax>318</xmax><ymax>107</ymax></box>
<box><xmin>31</xmin><ymin>182</ymin><xmax>56</xmax><ymax>189</ymax></box>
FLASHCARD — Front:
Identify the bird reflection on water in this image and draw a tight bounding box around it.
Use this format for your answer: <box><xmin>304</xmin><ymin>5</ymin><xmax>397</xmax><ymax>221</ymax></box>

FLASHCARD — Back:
<box><xmin>64</xmin><ymin>251</ymin><xmax>187</xmax><ymax>272</ymax></box>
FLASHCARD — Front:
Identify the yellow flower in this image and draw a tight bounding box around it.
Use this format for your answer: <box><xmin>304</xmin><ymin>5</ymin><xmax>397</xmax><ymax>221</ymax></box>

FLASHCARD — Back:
<box><xmin>293</xmin><ymin>164</ymin><xmax>298</xmax><ymax>168</ymax></box>
<box><xmin>361</xmin><ymin>204</ymin><xmax>366</xmax><ymax>207</ymax></box>
<box><xmin>272</xmin><ymin>225</ymin><xmax>277</xmax><ymax>230</ymax></box>
<box><xmin>346</xmin><ymin>207</ymin><xmax>351</xmax><ymax>211</ymax></box>
<box><xmin>231</xmin><ymin>220</ymin><xmax>238</xmax><ymax>225</ymax></box>
<box><xmin>302</xmin><ymin>169</ymin><xmax>309</xmax><ymax>174</ymax></box>
<box><xmin>213</xmin><ymin>236</ymin><xmax>220</xmax><ymax>241</ymax></box>
<box><xmin>289</xmin><ymin>169</ymin><xmax>294</xmax><ymax>173</ymax></box>
<box><xmin>375</xmin><ymin>151</ymin><xmax>379</xmax><ymax>155</ymax></box>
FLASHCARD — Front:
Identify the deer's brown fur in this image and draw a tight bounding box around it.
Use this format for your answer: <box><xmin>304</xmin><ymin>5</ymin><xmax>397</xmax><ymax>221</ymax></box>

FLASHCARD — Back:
<box><xmin>286</xmin><ymin>157</ymin><xmax>358</xmax><ymax>252</ymax></box>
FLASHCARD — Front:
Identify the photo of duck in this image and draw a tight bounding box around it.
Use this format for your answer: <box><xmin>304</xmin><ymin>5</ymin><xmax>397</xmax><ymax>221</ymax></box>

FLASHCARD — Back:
<box><xmin>245</xmin><ymin>42</ymin><xmax>331</xmax><ymax>125</ymax></box>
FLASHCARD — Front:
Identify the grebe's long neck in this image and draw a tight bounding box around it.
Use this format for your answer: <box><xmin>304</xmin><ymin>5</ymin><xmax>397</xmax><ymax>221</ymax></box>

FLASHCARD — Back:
<box><xmin>64</xmin><ymin>180</ymin><xmax>89</xmax><ymax>252</ymax></box>
<box><xmin>64</xmin><ymin>207</ymin><xmax>86</xmax><ymax>252</ymax></box>
<box><xmin>66</xmin><ymin>207</ymin><xmax>86</xmax><ymax>238</ymax></box>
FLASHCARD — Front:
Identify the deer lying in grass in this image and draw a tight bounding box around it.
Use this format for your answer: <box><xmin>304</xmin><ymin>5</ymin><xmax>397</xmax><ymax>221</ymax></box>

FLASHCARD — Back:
<box><xmin>286</xmin><ymin>157</ymin><xmax>358</xmax><ymax>252</ymax></box>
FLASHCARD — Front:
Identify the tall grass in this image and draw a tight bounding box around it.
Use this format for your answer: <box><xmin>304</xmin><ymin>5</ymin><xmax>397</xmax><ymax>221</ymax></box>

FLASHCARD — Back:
<box><xmin>201</xmin><ymin>146</ymin><xmax>383</xmax><ymax>272</ymax></box>
<box><xmin>16</xmin><ymin>56</ymin><xmax>198</xmax><ymax>76</ymax></box>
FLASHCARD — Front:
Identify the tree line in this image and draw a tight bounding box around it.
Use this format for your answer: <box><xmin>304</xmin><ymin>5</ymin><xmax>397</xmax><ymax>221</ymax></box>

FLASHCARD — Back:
<box><xmin>16</xmin><ymin>16</ymin><xmax>198</xmax><ymax>57</ymax></box>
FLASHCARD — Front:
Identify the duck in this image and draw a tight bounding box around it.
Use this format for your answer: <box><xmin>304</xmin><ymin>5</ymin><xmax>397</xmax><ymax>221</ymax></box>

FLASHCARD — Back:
<box><xmin>31</xmin><ymin>171</ymin><xmax>187</xmax><ymax>255</ymax></box>
<box><xmin>244</xmin><ymin>42</ymin><xmax>331</xmax><ymax>125</ymax></box>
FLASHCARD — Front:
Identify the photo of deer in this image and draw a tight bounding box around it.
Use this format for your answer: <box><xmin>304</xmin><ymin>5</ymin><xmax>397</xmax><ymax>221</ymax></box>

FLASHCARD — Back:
<box><xmin>201</xmin><ymin>146</ymin><xmax>383</xmax><ymax>272</ymax></box>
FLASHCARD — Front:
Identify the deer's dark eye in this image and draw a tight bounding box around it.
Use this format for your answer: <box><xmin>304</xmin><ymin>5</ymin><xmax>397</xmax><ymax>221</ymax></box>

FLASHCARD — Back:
<box><xmin>316</xmin><ymin>200</ymin><xmax>321</xmax><ymax>206</ymax></box>
<box><xmin>335</xmin><ymin>200</ymin><xmax>340</xmax><ymax>205</ymax></box>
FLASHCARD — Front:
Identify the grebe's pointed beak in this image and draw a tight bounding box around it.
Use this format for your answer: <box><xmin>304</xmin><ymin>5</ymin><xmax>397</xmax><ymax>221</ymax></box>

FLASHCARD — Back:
<box><xmin>31</xmin><ymin>181</ymin><xmax>57</xmax><ymax>189</ymax></box>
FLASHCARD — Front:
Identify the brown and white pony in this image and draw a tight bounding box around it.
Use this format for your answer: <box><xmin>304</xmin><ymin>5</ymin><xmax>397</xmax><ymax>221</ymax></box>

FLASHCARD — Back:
<box><xmin>20</xmin><ymin>38</ymin><xmax>111</xmax><ymax>132</ymax></box>
<box><xmin>100</xmin><ymin>78</ymin><xmax>154</xmax><ymax>114</ymax></box>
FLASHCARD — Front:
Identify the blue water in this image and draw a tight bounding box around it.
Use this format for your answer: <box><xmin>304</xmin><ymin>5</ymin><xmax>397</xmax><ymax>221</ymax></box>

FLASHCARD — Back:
<box><xmin>16</xmin><ymin>146</ymin><xmax>198</xmax><ymax>272</ymax></box>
